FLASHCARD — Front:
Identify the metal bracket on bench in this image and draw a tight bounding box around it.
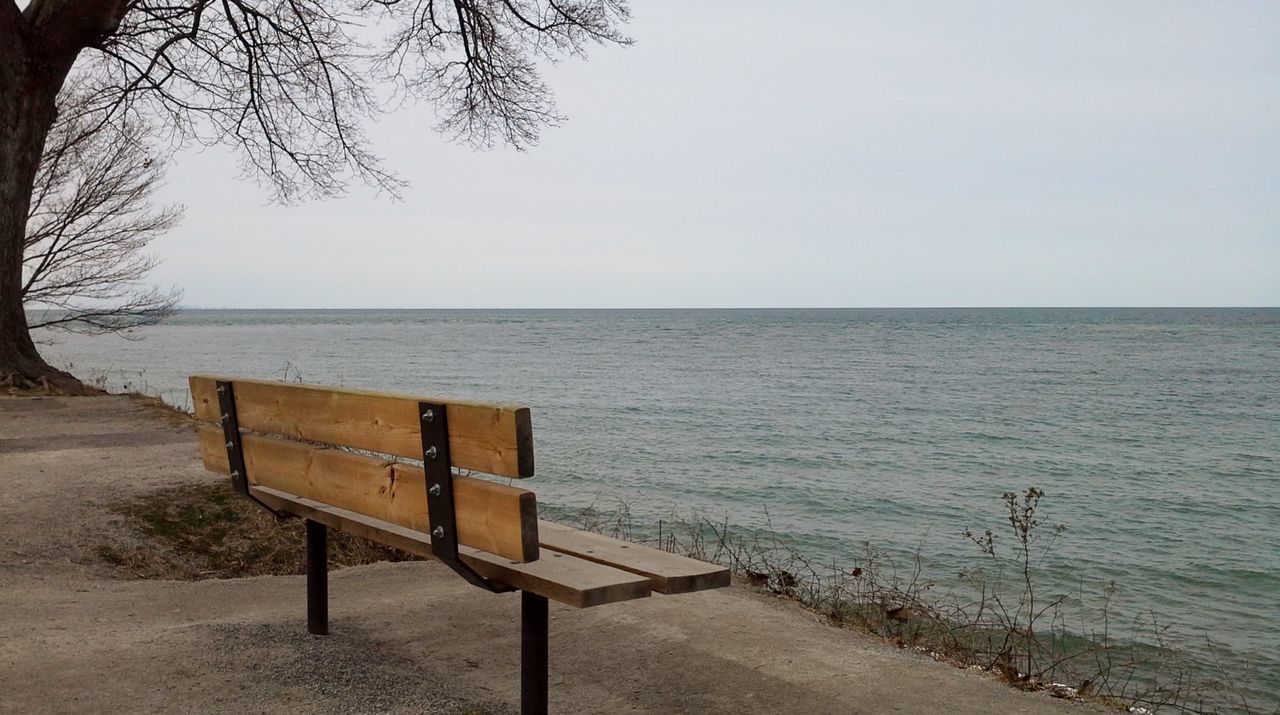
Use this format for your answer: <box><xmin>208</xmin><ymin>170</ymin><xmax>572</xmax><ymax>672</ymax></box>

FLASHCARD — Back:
<box><xmin>216</xmin><ymin>380</ymin><xmax>290</xmax><ymax>519</ymax></box>
<box><xmin>420</xmin><ymin>401</ymin><xmax>515</xmax><ymax>594</ymax></box>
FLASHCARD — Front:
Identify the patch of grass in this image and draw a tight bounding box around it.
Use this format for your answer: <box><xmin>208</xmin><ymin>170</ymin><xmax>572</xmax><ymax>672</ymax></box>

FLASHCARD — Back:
<box><xmin>103</xmin><ymin>481</ymin><xmax>415</xmax><ymax>580</ymax></box>
<box><xmin>124</xmin><ymin>391</ymin><xmax>197</xmax><ymax>426</ymax></box>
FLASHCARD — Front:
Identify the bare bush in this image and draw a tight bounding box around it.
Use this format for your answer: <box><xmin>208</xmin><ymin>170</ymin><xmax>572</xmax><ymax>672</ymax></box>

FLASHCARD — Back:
<box><xmin>24</xmin><ymin>90</ymin><xmax>182</xmax><ymax>338</ymax></box>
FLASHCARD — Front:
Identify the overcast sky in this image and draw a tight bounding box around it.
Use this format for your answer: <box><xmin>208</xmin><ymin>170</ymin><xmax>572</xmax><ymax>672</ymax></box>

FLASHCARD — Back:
<box><xmin>150</xmin><ymin>1</ymin><xmax>1279</xmax><ymax>308</ymax></box>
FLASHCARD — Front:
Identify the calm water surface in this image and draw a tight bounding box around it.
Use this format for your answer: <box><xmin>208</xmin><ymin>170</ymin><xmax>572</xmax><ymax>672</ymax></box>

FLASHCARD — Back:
<box><xmin>35</xmin><ymin>308</ymin><xmax>1280</xmax><ymax>709</ymax></box>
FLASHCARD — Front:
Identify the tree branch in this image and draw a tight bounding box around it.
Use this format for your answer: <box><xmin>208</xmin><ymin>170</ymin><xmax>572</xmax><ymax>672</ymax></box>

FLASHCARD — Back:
<box><xmin>68</xmin><ymin>0</ymin><xmax>628</xmax><ymax>200</ymax></box>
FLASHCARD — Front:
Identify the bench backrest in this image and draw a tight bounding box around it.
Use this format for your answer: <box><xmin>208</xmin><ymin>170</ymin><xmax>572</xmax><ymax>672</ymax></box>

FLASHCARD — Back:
<box><xmin>189</xmin><ymin>375</ymin><xmax>539</xmax><ymax>562</ymax></box>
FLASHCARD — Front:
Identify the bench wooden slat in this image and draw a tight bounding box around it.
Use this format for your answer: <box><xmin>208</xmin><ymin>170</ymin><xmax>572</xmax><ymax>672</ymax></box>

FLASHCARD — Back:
<box><xmin>190</xmin><ymin>376</ymin><xmax>534</xmax><ymax>478</ymax></box>
<box><xmin>252</xmin><ymin>486</ymin><xmax>652</xmax><ymax>608</ymax></box>
<box><xmin>538</xmin><ymin>521</ymin><xmax>731</xmax><ymax>594</ymax></box>
<box><xmin>197</xmin><ymin>426</ymin><xmax>538</xmax><ymax>562</ymax></box>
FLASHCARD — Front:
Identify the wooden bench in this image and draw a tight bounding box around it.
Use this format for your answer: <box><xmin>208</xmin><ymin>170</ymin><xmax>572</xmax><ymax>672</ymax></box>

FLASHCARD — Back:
<box><xmin>189</xmin><ymin>375</ymin><xmax>729</xmax><ymax>714</ymax></box>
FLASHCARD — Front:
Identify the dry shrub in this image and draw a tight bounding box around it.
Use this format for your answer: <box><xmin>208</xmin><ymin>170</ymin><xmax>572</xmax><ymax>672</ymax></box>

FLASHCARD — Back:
<box><xmin>572</xmin><ymin>490</ymin><xmax>1262</xmax><ymax>715</ymax></box>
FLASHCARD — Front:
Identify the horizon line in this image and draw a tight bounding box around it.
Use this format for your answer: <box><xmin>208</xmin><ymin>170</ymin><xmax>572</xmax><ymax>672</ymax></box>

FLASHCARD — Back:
<box><xmin>166</xmin><ymin>305</ymin><xmax>1280</xmax><ymax>311</ymax></box>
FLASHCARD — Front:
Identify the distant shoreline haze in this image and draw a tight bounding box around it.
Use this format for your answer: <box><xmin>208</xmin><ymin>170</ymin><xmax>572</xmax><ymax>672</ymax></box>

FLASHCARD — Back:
<box><xmin>30</xmin><ymin>305</ymin><xmax>1279</xmax><ymax>313</ymax></box>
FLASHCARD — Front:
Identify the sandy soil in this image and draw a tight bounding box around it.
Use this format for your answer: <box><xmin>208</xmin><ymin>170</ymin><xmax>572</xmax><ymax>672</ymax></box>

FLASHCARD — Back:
<box><xmin>0</xmin><ymin>395</ymin><xmax>1108</xmax><ymax>714</ymax></box>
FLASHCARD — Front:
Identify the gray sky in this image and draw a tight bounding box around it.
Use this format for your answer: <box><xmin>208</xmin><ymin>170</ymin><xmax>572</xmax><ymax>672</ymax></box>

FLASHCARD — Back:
<box><xmin>153</xmin><ymin>1</ymin><xmax>1279</xmax><ymax>308</ymax></box>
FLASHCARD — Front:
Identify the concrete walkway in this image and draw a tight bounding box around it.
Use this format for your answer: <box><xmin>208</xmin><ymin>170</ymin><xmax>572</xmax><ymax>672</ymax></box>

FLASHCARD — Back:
<box><xmin>0</xmin><ymin>396</ymin><xmax>1106</xmax><ymax>714</ymax></box>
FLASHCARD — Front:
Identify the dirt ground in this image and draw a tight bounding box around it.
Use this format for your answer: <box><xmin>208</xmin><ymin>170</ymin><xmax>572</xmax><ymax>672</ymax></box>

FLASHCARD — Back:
<box><xmin>0</xmin><ymin>395</ymin><xmax>1107</xmax><ymax>714</ymax></box>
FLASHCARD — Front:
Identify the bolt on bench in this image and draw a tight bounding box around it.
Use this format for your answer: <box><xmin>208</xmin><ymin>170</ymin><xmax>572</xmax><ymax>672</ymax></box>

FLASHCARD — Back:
<box><xmin>189</xmin><ymin>375</ymin><xmax>729</xmax><ymax>714</ymax></box>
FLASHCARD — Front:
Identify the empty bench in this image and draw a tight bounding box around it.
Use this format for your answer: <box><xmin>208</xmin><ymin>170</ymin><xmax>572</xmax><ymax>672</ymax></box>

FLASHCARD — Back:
<box><xmin>189</xmin><ymin>375</ymin><xmax>729</xmax><ymax>714</ymax></box>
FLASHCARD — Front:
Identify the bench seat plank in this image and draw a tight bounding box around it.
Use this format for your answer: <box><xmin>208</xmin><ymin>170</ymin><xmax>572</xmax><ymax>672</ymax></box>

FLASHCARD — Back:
<box><xmin>190</xmin><ymin>375</ymin><xmax>534</xmax><ymax>478</ymax></box>
<box><xmin>252</xmin><ymin>486</ymin><xmax>653</xmax><ymax>609</ymax></box>
<box><xmin>538</xmin><ymin>521</ymin><xmax>731</xmax><ymax>594</ymax></box>
<box><xmin>197</xmin><ymin>426</ymin><xmax>538</xmax><ymax>562</ymax></box>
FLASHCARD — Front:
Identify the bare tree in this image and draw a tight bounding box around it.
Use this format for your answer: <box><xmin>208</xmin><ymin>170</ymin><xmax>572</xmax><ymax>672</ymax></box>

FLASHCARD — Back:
<box><xmin>24</xmin><ymin>88</ymin><xmax>182</xmax><ymax>338</ymax></box>
<box><xmin>0</xmin><ymin>0</ymin><xmax>630</xmax><ymax>392</ymax></box>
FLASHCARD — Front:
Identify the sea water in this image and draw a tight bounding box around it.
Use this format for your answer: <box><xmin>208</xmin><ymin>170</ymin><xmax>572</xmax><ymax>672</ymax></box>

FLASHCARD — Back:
<box><xmin>34</xmin><ymin>308</ymin><xmax>1280</xmax><ymax>709</ymax></box>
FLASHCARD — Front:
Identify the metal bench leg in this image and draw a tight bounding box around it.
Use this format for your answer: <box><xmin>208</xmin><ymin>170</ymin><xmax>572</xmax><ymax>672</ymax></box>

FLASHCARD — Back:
<box><xmin>306</xmin><ymin>519</ymin><xmax>328</xmax><ymax>635</ymax></box>
<box><xmin>522</xmin><ymin>591</ymin><xmax>549</xmax><ymax>715</ymax></box>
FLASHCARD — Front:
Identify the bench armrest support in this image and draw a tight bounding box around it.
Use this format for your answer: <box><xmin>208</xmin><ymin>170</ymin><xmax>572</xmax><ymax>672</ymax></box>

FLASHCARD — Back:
<box><xmin>217</xmin><ymin>380</ymin><xmax>292</xmax><ymax>519</ymax></box>
<box><xmin>420</xmin><ymin>401</ymin><xmax>515</xmax><ymax>593</ymax></box>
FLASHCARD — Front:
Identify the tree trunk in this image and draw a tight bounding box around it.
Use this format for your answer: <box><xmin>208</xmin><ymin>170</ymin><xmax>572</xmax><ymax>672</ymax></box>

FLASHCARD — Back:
<box><xmin>0</xmin><ymin>13</ymin><xmax>93</xmax><ymax>393</ymax></box>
